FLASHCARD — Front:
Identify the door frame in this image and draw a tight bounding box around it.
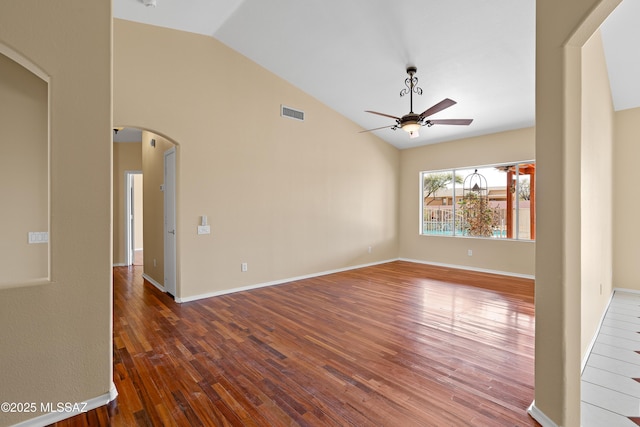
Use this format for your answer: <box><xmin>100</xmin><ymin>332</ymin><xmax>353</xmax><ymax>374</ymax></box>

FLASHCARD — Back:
<box><xmin>163</xmin><ymin>148</ymin><xmax>177</xmax><ymax>296</ymax></box>
<box><xmin>124</xmin><ymin>170</ymin><xmax>143</xmax><ymax>266</ymax></box>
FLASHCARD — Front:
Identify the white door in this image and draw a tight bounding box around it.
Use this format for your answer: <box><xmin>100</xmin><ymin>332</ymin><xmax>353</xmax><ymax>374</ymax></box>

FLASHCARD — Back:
<box><xmin>125</xmin><ymin>171</ymin><xmax>143</xmax><ymax>266</ymax></box>
<box><xmin>164</xmin><ymin>148</ymin><xmax>177</xmax><ymax>296</ymax></box>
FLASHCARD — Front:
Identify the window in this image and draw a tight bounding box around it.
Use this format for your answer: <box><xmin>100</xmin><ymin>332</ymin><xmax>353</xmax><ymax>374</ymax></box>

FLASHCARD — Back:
<box><xmin>420</xmin><ymin>162</ymin><xmax>535</xmax><ymax>241</ymax></box>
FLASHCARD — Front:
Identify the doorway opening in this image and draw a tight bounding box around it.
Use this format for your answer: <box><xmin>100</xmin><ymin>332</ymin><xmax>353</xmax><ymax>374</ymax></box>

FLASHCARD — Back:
<box><xmin>114</xmin><ymin>129</ymin><xmax>179</xmax><ymax>297</ymax></box>
<box><xmin>125</xmin><ymin>171</ymin><xmax>143</xmax><ymax>266</ymax></box>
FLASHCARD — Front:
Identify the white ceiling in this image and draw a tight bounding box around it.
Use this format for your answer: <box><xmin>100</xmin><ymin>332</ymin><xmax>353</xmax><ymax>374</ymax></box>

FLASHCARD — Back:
<box><xmin>113</xmin><ymin>0</ymin><xmax>639</xmax><ymax>149</ymax></box>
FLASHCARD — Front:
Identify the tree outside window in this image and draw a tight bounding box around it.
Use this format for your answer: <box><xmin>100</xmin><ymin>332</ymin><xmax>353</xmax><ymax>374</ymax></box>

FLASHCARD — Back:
<box><xmin>420</xmin><ymin>162</ymin><xmax>535</xmax><ymax>241</ymax></box>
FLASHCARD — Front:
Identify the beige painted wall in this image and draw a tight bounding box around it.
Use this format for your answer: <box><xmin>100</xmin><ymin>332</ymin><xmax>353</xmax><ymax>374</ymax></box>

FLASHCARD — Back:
<box><xmin>114</xmin><ymin>20</ymin><xmax>400</xmax><ymax>300</ymax></box>
<box><xmin>535</xmin><ymin>0</ymin><xmax>620</xmax><ymax>425</ymax></box>
<box><xmin>0</xmin><ymin>2</ymin><xmax>627</xmax><ymax>426</ymax></box>
<box><xmin>113</xmin><ymin>142</ymin><xmax>142</xmax><ymax>265</ymax></box>
<box><xmin>0</xmin><ymin>1</ymin><xmax>112</xmax><ymax>426</ymax></box>
<box><xmin>613</xmin><ymin>106</ymin><xmax>640</xmax><ymax>290</ymax></box>
<box><xmin>0</xmin><ymin>52</ymin><xmax>48</xmax><ymax>286</ymax></box>
<box><xmin>581</xmin><ymin>29</ymin><xmax>614</xmax><ymax>357</ymax></box>
<box><xmin>399</xmin><ymin>127</ymin><xmax>535</xmax><ymax>276</ymax></box>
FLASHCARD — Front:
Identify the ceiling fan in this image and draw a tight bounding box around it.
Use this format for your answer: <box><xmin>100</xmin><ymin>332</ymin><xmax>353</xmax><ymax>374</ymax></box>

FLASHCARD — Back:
<box><xmin>361</xmin><ymin>66</ymin><xmax>473</xmax><ymax>139</ymax></box>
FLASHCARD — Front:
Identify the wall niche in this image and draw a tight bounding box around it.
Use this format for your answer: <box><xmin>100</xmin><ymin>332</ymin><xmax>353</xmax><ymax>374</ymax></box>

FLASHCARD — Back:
<box><xmin>0</xmin><ymin>50</ymin><xmax>49</xmax><ymax>287</ymax></box>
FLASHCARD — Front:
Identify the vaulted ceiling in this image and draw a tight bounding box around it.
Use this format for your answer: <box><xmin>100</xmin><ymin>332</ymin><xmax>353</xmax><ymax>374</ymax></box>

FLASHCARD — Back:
<box><xmin>113</xmin><ymin>0</ymin><xmax>639</xmax><ymax>149</ymax></box>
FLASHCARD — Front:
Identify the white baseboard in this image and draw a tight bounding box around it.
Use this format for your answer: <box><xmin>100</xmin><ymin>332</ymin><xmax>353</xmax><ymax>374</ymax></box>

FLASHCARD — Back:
<box><xmin>582</xmin><ymin>286</ymin><xmax>640</xmax><ymax>373</ymax></box>
<box><xmin>581</xmin><ymin>289</ymin><xmax>616</xmax><ymax>373</ymax></box>
<box><xmin>176</xmin><ymin>258</ymin><xmax>399</xmax><ymax>303</ymax></box>
<box><xmin>142</xmin><ymin>273</ymin><xmax>165</xmax><ymax>292</ymax></box>
<box><xmin>613</xmin><ymin>286</ymin><xmax>640</xmax><ymax>295</ymax></box>
<box><xmin>527</xmin><ymin>401</ymin><xmax>559</xmax><ymax>427</ymax></box>
<box><xmin>112</xmin><ymin>262</ymin><xmax>127</xmax><ymax>267</ymax></box>
<box><xmin>10</xmin><ymin>382</ymin><xmax>118</xmax><ymax>427</ymax></box>
<box><xmin>398</xmin><ymin>257</ymin><xmax>535</xmax><ymax>280</ymax></box>
<box><xmin>175</xmin><ymin>258</ymin><xmax>534</xmax><ymax>303</ymax></box>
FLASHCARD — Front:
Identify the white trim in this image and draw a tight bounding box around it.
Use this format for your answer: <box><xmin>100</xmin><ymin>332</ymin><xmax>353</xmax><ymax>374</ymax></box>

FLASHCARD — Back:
<box><xmin>143</xmin><ymin>273</ymin><xmax>165</xmax><ymax>292</ymax></box>
<box><xmin>527</xmin><ymin>401</ymin><xmax>559</xmax><ymax>427</ymax></box>
<box><xmin>113</xmin><ymin>262</ymin><xmax>127</xmax><ymax>267</ymax></box>
<box><xmin>613</xmin><ymin>286</ymin><xmax>640</xmax><ymax>295</ymax></box>
<box><xmin>176</xmin><ymin>259</ymin><xmax>399</xmax><ymax>303</ymax></box>
<box><xmin>10</xmin><ymin>383</ymin><xmax>117</xmax><ymax>427</ymax></box>
<box><xmin>398</xmin><ymin>257</ymin><xmax>535</xmax><ymax>280</ymax></box>
<box><xmin>163</xmin><ymin>148</ymin><xmax>177</xmax><ymax>296</ymax></box>
<box><xmin>581</xmin><ymin>287</ymin><xmax>640</xmax><ymax>373</ymax></box>
<box><xmin>175</xmin><ymin>258</ymin><xmax>535</xmax><ymax>303</ymax></box>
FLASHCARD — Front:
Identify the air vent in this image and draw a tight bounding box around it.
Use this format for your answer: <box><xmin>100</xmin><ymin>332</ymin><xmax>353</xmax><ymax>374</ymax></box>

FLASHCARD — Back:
<box><xmin>281</xmin><ymin>105</ymin><xmax>305</xmax><ymax>122</ymax></box>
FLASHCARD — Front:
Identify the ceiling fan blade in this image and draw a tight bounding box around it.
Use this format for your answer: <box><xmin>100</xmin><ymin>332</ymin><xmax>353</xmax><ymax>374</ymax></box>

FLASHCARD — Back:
<box><xmin>359</xmin><ymin>124</ymin><xmax>397</xmax><ymax>133</ymax></box>
<box><xmin>419</xmin><ymin>98</ymin><xmax>457</xmax><ymax>118</ymax></box>
<box><xmin>426</xmin><ymin>119</ymin><xmax>474</xmax><ymax>126</ymax></box>
<box><xmin>365</xmin><ymin>110</ymin><xmax>401</xmax><ymax>120</ymax></box>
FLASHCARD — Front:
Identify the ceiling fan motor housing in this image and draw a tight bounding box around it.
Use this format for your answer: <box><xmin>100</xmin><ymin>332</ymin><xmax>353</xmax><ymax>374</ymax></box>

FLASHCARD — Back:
<box><xmin>400</xmin><ymin>113</ymin><xmax>421</xmax><ymax>131</ymax></box>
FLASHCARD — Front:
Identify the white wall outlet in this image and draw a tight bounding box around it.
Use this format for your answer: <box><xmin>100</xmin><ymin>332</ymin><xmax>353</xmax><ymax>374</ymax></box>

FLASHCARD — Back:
<box><xmin>197</xmin><ymin>225</ymin><xmax>211</xmax><ymax>235</ymax></box>
<box><xmin>241</xmin><ymin>262</ymin><xmax>248</xmax><ymax>272</ymax></box>
<box><xmin>28</xmin><ymin>231</ymin><xmax>49</xmax><ymax>244</ymax></box>
<box><xmin>467</xmin><ymin>249</ymin><xmax>473</xmax><ymax>256</ymax></box>
<box><xmin>368</xmin><ymin>246</ymin><xmax>372</xmax><ymax>253</ymax></box>
<box><xmin>153</xmin><ymin>258</ymin><xmax>157</xmax><ymax>267</ymax></box>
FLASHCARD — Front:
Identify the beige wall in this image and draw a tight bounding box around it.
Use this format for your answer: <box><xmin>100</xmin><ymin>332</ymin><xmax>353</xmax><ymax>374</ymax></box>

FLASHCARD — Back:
<box><xmin>613</xmin><ymin>106</ymin><xmax>640</xmax><ymax>290</ymax></box>
<box><xmin>0</xmin><ymin>52</ymin><xmax>48</xmax><ymax>286</ymax></box>
<box><xmin>0</xmin><ymin>1</ymin><xmax>112</xmax><ymax>426</ymax></box>
<box><xmin>0</xmin><ymin>3</ymin><xmax>624</xmax><ymax>425</ymax></box>
<box><xmin>581</xmin><ymin>29</ymin><xmax>614</xmax><ymax>357</ymax></box>
<box><xmin>399</xmin><ymin>127</ymin><xmax>535</xmax><ymax>276</ymax></box>
<box><xmin>114</xmin><ymin>20</ymin><xmax>400</xmax><ymax>300</ymax></box>
<box><xmin>113</xmin><ymin>142</ymin><xmax>142</xmax><ymax>265</ymax></box>
<box><xmin>535</xmin><ymin>0</ymin><xmax>620</xmax><ymax>425</ymax></box>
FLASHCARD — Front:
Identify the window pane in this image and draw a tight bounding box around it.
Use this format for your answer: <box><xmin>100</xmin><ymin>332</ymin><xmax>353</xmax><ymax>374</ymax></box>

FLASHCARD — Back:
<box><xmin>420</xmin><ymin>162</ymin><xmax>535</xmax><ymax>241</ymax></box>
<box><xmin>422</xmin><ymin>171</ymin><xmax>457</xmax><ymax>236</ymax></box>
<box><xmin>516</xmin><ymin>164</ymin><xmax>535</xmax><ymax>241</ymax></box>
<box><xmin>458</xmin><ymin>167</ymin><xmax>506</xmax><ymax>238</ymax></box>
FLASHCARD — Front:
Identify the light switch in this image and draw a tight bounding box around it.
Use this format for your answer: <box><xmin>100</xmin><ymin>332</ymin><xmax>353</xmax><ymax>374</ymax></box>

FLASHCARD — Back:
<box><xmin>197</xmin><ymin>225</ymin><xmax>211</xmax><ymax>235</ymax></box>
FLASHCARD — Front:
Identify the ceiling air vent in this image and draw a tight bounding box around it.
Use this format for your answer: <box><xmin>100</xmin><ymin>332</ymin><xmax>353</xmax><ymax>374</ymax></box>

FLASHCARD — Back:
<box><xmin>281</xmin><ymin>105</ymin><xmax>305</xmax><ymax>122</ymax></box>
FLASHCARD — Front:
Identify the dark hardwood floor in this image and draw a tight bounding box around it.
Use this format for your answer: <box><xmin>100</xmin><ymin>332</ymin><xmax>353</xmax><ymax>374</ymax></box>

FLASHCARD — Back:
<box><xmin>53</xmin><ymin>261</ymin><xmax>539</xmax><ymax>426</ymax></box>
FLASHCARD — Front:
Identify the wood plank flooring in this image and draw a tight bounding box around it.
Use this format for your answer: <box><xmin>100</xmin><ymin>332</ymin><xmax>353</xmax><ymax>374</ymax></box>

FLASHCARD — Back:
<box><xmin>52</xmin><ymin>261</ymin><xmax>539</xmax><ymax>426</ymax></box>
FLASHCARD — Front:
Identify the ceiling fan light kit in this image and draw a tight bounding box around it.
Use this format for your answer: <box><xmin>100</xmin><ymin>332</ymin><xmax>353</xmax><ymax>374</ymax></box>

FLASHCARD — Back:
<box><xmin>362</xmin><ymin>66</ymin><xmax>473</xmax><ymax>139</ymax></box>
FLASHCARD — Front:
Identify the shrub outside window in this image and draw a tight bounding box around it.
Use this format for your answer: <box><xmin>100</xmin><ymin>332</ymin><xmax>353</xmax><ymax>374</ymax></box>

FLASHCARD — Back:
<box><xmin>420</xmin><ymin>162</ymin><xmax>535</xmax><ymax>241</ymax></box>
